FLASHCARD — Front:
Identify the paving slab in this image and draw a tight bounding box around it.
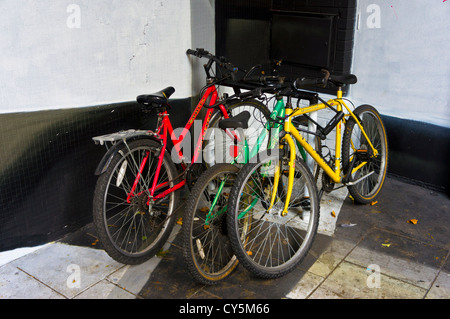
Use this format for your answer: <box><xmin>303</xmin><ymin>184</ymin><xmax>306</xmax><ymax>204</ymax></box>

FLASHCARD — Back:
<box><xmin>335</xmin><ymin>177</ymin><xmax>450</xmax><ymax>248</ymax></box>
<box><xmin>317</xmin><ymin>187</ymin><xmax>348</xmax><ymax>236</ymax></box>
<box><xmin>307</xmin><ymin>238</ymin><xmax>357</xmax><ymax>278</ymax></box>
<box><xmin>345</xmin><ymin>229</ymin><xmax>447</xmax><ymax>289</ymax></box>
<box><xmin>8</xmin><ymin>243</ymin><xmax>123</xmax><ymax>298</ymax></box>
<box><xmin>74</xmin><ymin>279</ymin><xmax>134</xmax><ymax>299</ymax></box>
<box><xmin>309</xmin><ymin>261</ymin><xmax>427</xmax><ymax>299</ymax></box>
<box><xmin>0</xmin><ymin>263</ymin><xmax>64</xmax><ymax>299</ymax></box>
<box><xmin>285</xmin><ymin>271</ymin><xmax>325</xmax><ymax>299</ymax></box>
<box><xmin>426</xmin><ymin>269</ymin><xmax>450</xmax><ymax>299</ymax></box>
<box><xmin>137</xmin><ymin>232</ymin><xmax>332</xmax><ymax>299</ymax></box>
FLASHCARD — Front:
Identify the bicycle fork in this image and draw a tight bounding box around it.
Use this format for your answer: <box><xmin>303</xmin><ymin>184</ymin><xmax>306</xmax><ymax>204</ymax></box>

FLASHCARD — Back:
<box><xmin>266</xmin><ymin>100</ymin><xmax>297</xmax><ymax>217</ymax></box>
<box><xmin>266</xmin><ymin>135</ymin><xmax>296</xmax><ymax>217</ymax></box>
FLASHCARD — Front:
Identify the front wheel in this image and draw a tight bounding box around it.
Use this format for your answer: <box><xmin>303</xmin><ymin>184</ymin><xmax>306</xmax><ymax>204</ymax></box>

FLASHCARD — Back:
<box><xmin>93</xmin><ymin>139</ymin><xmax>179</xmax><ymax>264</ymax></box>
<box><xmin>342</xmin><ymin>104</ymin><xmax>388</xmax><ymax>204</ymax></box>
<box><xmin>226</xmin><ymin>151</ymin><xmax>320</xmax><ymax>279</ymax></box>
<box><xmin>182</xmin><ymin>164</ymin><xmax>240</xmax><ymax>285</ymax></box>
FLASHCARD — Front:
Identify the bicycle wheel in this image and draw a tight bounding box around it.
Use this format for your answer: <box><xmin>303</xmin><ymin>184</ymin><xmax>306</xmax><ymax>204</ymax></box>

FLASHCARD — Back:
<box><xmin>204</xmin><ymin>99</ymin><xmax>271</xmax><ymax>166</ymax></box>
<box><xmin>342</xmin><ymin>104</ymin><xmax>388</xmax><ymax>204</ymax></box>
<box><xmin>226</xmin><ymin>150</ymin><xmax>320</xmax><ymax>279</ymax></box>
<box><xmin>93</xmin><ymin>138</ymin><xmax>179</xmax><ymax>264</ymax></box>
<box><xmin>182</xmin><ymin>164</ymin><xmax>239</xmax><ymax>285</ymax></box>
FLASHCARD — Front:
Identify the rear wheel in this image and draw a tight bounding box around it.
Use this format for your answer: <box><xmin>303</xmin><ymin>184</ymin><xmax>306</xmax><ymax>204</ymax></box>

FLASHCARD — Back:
<box><xmin>342</xmin><ymin>105</ymin><xmax>388</xmax><ymax>204</ymax></box>
<box><xmin>93</xmin><ymin>139</ymin><xmax>179</xmax><ymax>264</ymax></box>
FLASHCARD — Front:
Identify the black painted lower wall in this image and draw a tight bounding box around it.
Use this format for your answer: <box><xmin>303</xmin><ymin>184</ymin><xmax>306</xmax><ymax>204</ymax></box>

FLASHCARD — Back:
<box><xmin>0</xmin><ymin>103</ymin><xmax>448</xmax><ymax>252</ymax></box>
<box><xmin>0</xmin><ymin>99</ymin><xmax>191</xmax><ymax>252</ymax></box>
<box><xmin>382</xmin><ymin>115</ymin><xmax>450</xmax><ymax>195</ymax></box>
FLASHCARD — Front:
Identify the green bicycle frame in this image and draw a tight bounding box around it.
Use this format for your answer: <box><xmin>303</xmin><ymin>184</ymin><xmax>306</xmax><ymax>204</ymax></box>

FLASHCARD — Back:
<box><xmin>205</xmin><ymin>97</ymin><xmax>308</xmax><ymax>225</ymax></box>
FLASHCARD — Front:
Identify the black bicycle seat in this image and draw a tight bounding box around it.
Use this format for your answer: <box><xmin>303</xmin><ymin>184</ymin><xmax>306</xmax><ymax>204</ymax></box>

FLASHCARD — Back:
<box><xmin>329</xmin><ymin>74</ymin><xmax>358</xmax><ymax>86</ymax></box>
<box><xmin>219</xmin><ymin>111</ymin><xmax>251</xmax><ymax>130</ymax></box>
<box><xmin>137</xmin><ymin>87</ymin><xmax>175</xmax><ymax>109</ymax></box>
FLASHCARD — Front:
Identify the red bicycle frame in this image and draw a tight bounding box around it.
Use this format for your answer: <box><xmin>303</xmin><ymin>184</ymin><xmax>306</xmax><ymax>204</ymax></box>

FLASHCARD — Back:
<box><xmin>126</xmin><ymin>85</ymin><xmax>229</xmax><ymax>203</ymax></box>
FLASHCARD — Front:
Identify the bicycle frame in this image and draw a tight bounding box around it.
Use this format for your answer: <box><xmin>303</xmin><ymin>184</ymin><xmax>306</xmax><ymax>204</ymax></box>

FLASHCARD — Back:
<box><xmin>128</xmin><ymin>85</ymin><xmax>229</xmax><ymax>203</ymax></box>
<box><xmin>204</xmin><ymin>97</ymin><xmax>287</xmax><ymax>224</ymax></box>
<box><xmin>269</xmin><ymin>88</ymin><xmax>379</xmax><ymax>216</ymax></box>
<box><xmin>204</xmin><ymin>92</ymin><xmax>338</xmax><ymax>224</ymax></box>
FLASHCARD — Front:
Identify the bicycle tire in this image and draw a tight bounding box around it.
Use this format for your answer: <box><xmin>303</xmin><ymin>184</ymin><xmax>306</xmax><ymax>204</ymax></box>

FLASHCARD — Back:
<box><xmin>93</xmin><ymin>138</ymin><xmax>179</xmax><ymax>264</ymax></box>
<box><xmin>182</xmin><ymin>163</ymin><xmax>240</xmax><ymax>285</ymax></box>
<box><xmin>204</xmin><ymin>99</ymin><xmax>271</xmax><ymax>166</ymax></box>
<box><xmin>226</xmin><ymin>150</ymin><xmax>320</xmax><ymax>279</ymax></box>
<box><xmin>342</xmin><ymin>104</ymin><xmax>388</xmax><ymax>204</ymax></box>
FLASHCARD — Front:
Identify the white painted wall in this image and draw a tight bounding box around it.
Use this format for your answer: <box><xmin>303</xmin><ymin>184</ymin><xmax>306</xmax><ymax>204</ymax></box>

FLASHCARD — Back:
<box><xmin>4</xmin><ymin>0</ymin><xmax>447</xmax><ymax>129</ymax></box>
<box><xmin>0</xmin><ymin>0</ymin><xmax>192</xmax><ymax>114</ymax></box>
<box><xmin>350</xmin><ymin>0</ymin><xmax>450</xmax><ymax>128</ymax></box>
<box><xmin>190</xmin><ymin>0</ymin><xmax>215</xmax><ymax>96</ymax></box>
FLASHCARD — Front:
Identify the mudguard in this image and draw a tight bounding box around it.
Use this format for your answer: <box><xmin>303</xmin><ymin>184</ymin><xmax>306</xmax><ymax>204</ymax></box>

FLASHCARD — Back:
<box><xmin>93</xmin><ymin>131</ymin><xmax>162</xmax><ymax>176</ymax></box>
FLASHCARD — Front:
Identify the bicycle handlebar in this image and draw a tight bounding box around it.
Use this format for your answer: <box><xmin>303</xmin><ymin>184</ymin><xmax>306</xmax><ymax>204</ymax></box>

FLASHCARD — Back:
<box><xmin>205</xmin><ymin>86</ymin><xmax>275</xmax><ymax>109</ymax></box>
<box><xmin>238</xmin><ymin>88</ymin><xmax>263</xmax><ymax>99</ymax></box>
<box><xmin>186</xmin><ymin>48</ymin><xmax>239</xmax><ymax>74</ymax></box>
<box><xmin>186</xmin><ymin>48</ymin><xmax>214</xmax><ymax>59</ymax></box>
<box><xmin>188</xmin><ymin>48</ymin><xmax>326</xmax><ymax>107</ymax></box>
<box><xmin>186</xmin><ymin>48</ymin><xmax>201</xmax><ymax>57</ymax></box>
<box><xmin>242</xmin><ymin>75</ymin><xmax>285</xmax><ymax>85</ymax></box>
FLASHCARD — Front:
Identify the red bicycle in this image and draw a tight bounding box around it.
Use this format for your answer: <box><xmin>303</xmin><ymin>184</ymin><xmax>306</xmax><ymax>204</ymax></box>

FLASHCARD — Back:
<box><xmin>91</xmin><ymin>49</ymin><xmax>271</xmax><ymax>264</ymax></box>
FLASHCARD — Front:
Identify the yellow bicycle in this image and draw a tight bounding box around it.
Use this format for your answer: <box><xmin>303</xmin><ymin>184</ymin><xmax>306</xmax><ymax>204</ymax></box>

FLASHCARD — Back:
<box><xmin>226</xmin><ymin>72</ymin><xmax>388</xmax><ymax>278</ymax></box>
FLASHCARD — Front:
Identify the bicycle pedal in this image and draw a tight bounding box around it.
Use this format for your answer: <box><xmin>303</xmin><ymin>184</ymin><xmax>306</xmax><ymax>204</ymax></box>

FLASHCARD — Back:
<box><xmin>355</xmin><ymin>149</ymin><xmax>373</xmax><ymax>161</ymax></box>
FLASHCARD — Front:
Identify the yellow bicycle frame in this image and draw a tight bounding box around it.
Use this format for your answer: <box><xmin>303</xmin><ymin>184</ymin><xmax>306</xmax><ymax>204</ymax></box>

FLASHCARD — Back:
<box><xmin>268</xmin><ymin>89</ymin><xmax>378</xmax><ymax>216</ymax></box>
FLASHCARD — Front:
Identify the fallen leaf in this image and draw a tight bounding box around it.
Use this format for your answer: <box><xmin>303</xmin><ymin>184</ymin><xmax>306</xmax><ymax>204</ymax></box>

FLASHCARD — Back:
<box><xmin>156</xmin><ymin>249</ymin><xmax>169</xmax><ymax>258</ymax></box>
<box><xmin>382</xmin><ymin>243</ymin><xmax>391</xmax><ymax>247</ymax></box>
<box><xmin>331</xmin><ymin>211</ymin><xmax>336</xmax><ymax>218</ymax></box>
<box><xmin>370</xmin><ymin>201</ymin><xmax>378</xmax><ymax>206</ymax></box>
<box><xmin>247</xmin><ymin>251</ymin><xmax>253</xmax><ymax>256</ymax></box>
<box><xmin>176</xmin><ymin>217</ymin><xmax>183</xmax><ymax>225</ymax></box>
<box><xmin>408</xmin><ymin>219</ymin><xmax>418</xmax><ymax>225</ymax></box>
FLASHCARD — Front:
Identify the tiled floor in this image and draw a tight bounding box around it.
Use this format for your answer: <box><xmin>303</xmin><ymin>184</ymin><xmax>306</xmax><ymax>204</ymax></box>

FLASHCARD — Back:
<box><xmin>0</xmin><ymin>176</ymin><xmax>449</xmax><ymax>300</ymax></box>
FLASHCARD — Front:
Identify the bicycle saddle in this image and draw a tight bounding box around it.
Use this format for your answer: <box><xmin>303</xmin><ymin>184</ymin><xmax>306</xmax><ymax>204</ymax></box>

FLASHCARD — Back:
<box><xmin>137</xmin><ymin>87</ymin><xmax>175</xmax><ymax>110</ymax></box>
<box><xmin>329</xmin><ymin>74</ymin><xmax>357</xmax><ymax>86</ymax></box>
<box><xmin>219</xmin><ymin>111</ymin><xmax>251</xmax><ymax>130</ymax></box>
